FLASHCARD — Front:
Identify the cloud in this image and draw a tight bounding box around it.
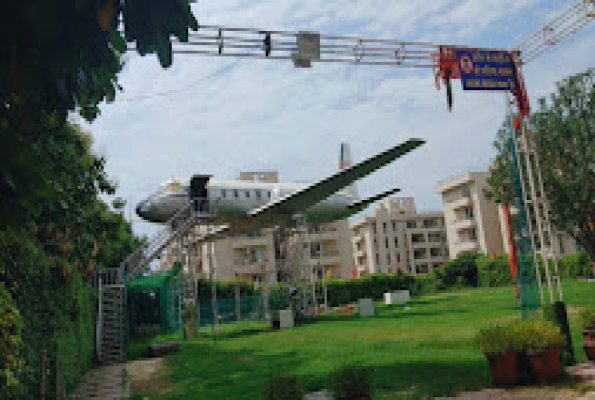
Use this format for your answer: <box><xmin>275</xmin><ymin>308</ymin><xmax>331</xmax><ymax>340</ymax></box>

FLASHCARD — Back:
<box><xmin>84</xmin><ymin>0</ymin><xmax>595</xmax><ymax>237</ymax></box>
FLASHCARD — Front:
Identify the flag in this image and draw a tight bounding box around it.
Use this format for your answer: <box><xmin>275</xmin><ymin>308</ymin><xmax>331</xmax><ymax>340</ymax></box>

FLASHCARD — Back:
<box><xmin>352</xmin><ymin>267</ymin><xmax>358</xmax><ymax>279</ymax></box>
<box><xmin>326</xmin><ymin>269</ymin><xmax>333</xmax><ymax>281</ymax></box>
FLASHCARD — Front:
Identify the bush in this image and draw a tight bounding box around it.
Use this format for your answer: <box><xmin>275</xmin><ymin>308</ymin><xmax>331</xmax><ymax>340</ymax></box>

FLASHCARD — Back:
<box><xmin>514</xmin><ymin>319</ymin><xmax>565</xmax><ymax>353</ymax></box>
<box><xmin>435</xmin><ymin>252</ymin><xmax>479</xmax><ymax>288</ymax></box>
<box><xmin>557</xmin><ymin>251</ymin><xmax>593</xmax><ymax>279</ymax></box>
<box><xmin>476</xmin><ymin>324</ymin><xmax>522</xmax><ymax>356</ymax></box>
<box><xmin>477</xmin><ymin>254</ymin><xmax>514</xmax><ymax>287</ymax></box>
<box><xmin>0</xmin><ymin>282</ymin><xmax>23</xmax><ymax>389</ymax></box>
<box><xmin>580</xmin><ymin>306</ymin><xmax>595</xmax><ymax>330</ymax></box>
<box><xmin>264</xmin><ymin>374</ymin><xmax>304</xmax><ymax>400</ymax></box>
<box><xmin>330</xmin><ymin>365</ymin><xmax>372</xmax><ymax>400</ymax></box>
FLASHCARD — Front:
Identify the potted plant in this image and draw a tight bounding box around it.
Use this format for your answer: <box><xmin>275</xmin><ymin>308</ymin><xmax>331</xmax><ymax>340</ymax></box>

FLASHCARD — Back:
<box><xmin>330</xmin><ymin>365</ymin><xmax>372</xmax><ymax>400</ymax></box>
<box><xmin>264</xmin><ymin>374</ymin><xmax>304</xmax><ymax>400</ymax></box>
<box><xmin>580</xmin><ymin>306</ymin><xmax>595</xmax><ymax>361</ymax></box>
<box><xmin>476</xmin><ymin>323</ymin><xmax>522</xmax><ymax>386</ymax></box>
<box><xmin>519</xmin><ymin>319</ymin><xmax>564</xmax><ymax>383</ymax></box>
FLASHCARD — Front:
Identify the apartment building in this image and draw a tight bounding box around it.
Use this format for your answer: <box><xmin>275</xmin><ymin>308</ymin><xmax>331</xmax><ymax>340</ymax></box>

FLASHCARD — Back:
<box><xmin>436</xmin><ymin>171</ymin><xmax>504</xmax><ymax>259</ymax></box>
<box><xmin>159</xmin><ymin>171</ymin><xmax>353</xmax><ymax>282</ymax></box>
<box><xmin>351</xmin><ymin>197</ymin><xmax>449</xmax><ymax>275</ymax></box>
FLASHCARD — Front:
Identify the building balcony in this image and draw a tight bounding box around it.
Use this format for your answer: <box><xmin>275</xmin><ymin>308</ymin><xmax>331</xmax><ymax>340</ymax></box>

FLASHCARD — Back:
<box><xmin>455</xmin><ymin>241</ymin><xmax>479</xmax><ymax>253</ymax></box>
<box><xmin>232</xmin><ymin>237</ymin><xmax>269</xmax><ymax>249</ymax></box>
<box><xmin>308</xmin><ymin>228</ymin><xmax>340</xmax><ymax>241</ymax></box>
<box><xmin>310</xmin><ymin>251</ymin><xmax>340</xmax><ymax>264</ymax></box>
<box><xmin>451</xmin><ymin>218</ymin><xmax>476</xmax><ymax>231</ymax></box>
<box><xmin>448</xmin><ymin>196</ymin><xmax>473</xmax><ymax>210</ymax></box>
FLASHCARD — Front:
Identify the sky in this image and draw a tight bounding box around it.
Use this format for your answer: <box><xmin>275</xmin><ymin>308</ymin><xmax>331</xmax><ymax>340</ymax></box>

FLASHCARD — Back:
<box><xmin>81</xmin><ymin>0</ymin><xmax>595</xmax><ymax>237</ymax></box>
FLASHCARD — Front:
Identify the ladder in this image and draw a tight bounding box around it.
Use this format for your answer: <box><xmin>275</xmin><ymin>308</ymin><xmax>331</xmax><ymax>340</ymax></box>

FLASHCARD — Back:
<box><xmin>96</xmin><ymin>198</ymin><xmax>216</xmax><ymax>364</ymax></box>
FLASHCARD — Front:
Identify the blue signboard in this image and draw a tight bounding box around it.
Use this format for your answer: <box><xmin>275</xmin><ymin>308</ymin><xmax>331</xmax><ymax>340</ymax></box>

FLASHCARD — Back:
<box><xmin>455</xmin><ymin>49</ymin><xmax>517</xmax><ymax>91</ymax></box>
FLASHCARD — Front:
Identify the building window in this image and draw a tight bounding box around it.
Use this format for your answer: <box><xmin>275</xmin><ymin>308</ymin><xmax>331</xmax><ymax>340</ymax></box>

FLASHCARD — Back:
<box><xmin>407</xmin><ymin>220</ymin><xmax>416</xmax><ymax>229</ymax></box>
<box><xmin>372</xmin><ymin>224</ymin><xmax>377</xmax><ymax>234</ymax></box>
<box><xmin>387</xmin><ymin>253</ymin><xmax>391</xmax><ymax>266</ymax></box>
<box><xmin>233</xmin><ymin>189</ymin><xmax>239</xmax><ymax>198</ymax></box>
<box><xmin>394</xmin><ymin>237</ymin><xmax>399</xmax><ymax>247</ymax></box>
<box><xmin>411</xmin><ymin>233</ymin><xmax>425</xmax><ymax>243</ymax></box>
<box><xmin>413</xmin><ymin>249</ymin><xmax>427</xmax><ymax>259</ymax></box>
<box><xmin>423</xmin><ymin>219</ymin><xmax>437</xmax><ymax>228</ymax></box>
<box><xmin>392</xmin><ymin>221</ymin><xmax>396</xmax><ymax>231</ymax></box>
<box><xmin>267</xmin><ymin>191</ymin><xmax>271</xmax><ymax>198</ymax></box>
<box><xmin>464</xmin><ymin>207</ymin><xmax>474</xmax><ymax>219</ymax></box>
<box><xmin>461</xmin><ymin>185</ymin><xmax>471</xmax><ymax>198</ymax></box>
<box><xmin>430</xmin><ymin>248</ymin><xmax>442</xmax><ymax>258</ymax></box>
<box><xmin>383</xmin><ymin>222</ymin><xmax>388</xmax><ymax>234</ymax></box>
<box><xmin>385</xmin><ymin>237</ymin><xmax>389</xmax><ymax>249</ymax></box>
<box><xmin>310</xmin><ymin>242</ymin><xmax>321</xmax><ymax>258</ymax></box>
<box><xmin>375</xmin><ymin>253</ymin><xmax>380</xmax><ymax>266</ymax></box>
<box><xmin>469</xmin><ymin>228</ymin><xmax>477</xmax><ymax>241</ymax></box>
<box><xmin>245</xmin><ymin>190</ymin><xmax>250</xmax><ymax>198</ymax></box>
<box><xmin>255</xmin><ymin>190</ymin><xmax>261</xmax><ymax>199</ymax></box>
<box><xmin>397</xmin><ymin>253</ymin><xmax>401</xmax><ymax>263</ymax></box>
<box><xmin>221</xmin><ymin>189</ymin><xmax>226</xmax><ymax>198</ymax></box>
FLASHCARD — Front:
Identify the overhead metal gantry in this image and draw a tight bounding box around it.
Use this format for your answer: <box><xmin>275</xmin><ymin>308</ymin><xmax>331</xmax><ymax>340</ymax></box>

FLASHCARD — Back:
<box><xmin>169</xmin><ymin>0</ymin><xmax>594</xmax><ymax>68</ymax></box>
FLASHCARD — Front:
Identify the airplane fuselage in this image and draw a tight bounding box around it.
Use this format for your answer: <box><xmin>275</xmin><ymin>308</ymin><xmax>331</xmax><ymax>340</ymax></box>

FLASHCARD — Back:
<box><xmin>136</xmin><ymin>179</ymin><xmax>357</xmax><ymax>229</ymax></box>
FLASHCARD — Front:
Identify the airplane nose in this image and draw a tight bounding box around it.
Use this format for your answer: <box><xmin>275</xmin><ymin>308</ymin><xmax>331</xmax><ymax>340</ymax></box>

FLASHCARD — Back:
<box><xmin>136</xmin><ymin>200</ymin><xmax>148</xmax><ymax>216</ymax></box>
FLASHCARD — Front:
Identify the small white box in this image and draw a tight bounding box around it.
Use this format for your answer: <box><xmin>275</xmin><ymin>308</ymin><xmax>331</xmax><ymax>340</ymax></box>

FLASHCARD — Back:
<box><xmin>358</xmin><ymin>298</ymin><xmax>375</xmax><ymax>317</ymax></box>
<box><xmin>279</xmin><ymin>309</ymin><xmax>294</xmax><ymax>329</ymax></box>
<box><xmin>384</xmin><ymin>290</ymin><xmax>410</xmax><ymax>305</ymax></box>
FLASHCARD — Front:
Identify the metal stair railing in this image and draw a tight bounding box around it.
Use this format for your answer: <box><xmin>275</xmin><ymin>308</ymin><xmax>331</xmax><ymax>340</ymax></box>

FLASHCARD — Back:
<box><xmin>124</xmin><ymin>198</ymin><xmax>215</xmax><ymax>281</ymax></box>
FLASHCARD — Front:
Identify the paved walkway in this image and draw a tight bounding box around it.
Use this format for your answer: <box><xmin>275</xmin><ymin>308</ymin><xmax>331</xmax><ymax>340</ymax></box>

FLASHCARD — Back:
<box><xmin>71</xmin><ymin>363</ymin><xmax>129</xmax><ymax>399</ymax></box>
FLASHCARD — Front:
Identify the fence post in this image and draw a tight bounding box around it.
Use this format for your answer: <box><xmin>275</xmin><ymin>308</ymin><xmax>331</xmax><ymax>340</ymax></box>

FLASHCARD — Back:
<box><xmin>235</xmin><ymin>283</ymin><xmax>241</xmax><ymax>321</ymax></box>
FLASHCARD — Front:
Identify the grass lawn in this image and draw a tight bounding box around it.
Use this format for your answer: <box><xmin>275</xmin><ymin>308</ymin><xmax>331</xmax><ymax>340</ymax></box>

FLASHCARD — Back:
<box><xmin>129</xmin><ymin>281</ymin><xmax>594</xmax><ymax>399</ymax></box>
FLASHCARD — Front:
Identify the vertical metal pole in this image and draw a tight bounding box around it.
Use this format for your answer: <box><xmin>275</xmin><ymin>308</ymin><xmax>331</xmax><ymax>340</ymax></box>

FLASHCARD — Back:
<box><xmin>519</xmin><ymin>122</ymin><xmax>554</xmax><ymax>303</ymax></box>
<box><xmin>507</xmin><ymin>96</ymin><xmax>545</xmax><ymax>306</ymax></box>
<box><xmin>96</xmin><ymin>275</ymin><xmax>102</xmax><ymax>362</ymax></box>
<box><xmin>323</xmin><ymin>265</ymin><xmax>329</xmax><ymax>310</ymax></box>
<box><xmin>209</xmin><ymin>234</ymin><xmax>217</xmax><ymax>342</ymax></box>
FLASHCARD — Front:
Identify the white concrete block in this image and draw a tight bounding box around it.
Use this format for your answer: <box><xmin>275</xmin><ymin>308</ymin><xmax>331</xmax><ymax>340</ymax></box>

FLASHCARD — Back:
<box><xmin>358</xmin><ymin>298</ymin><xmax>374</xmax><ymax>317</ymax></box>
<box><xmin>384</xmin><ymin>290</ymin><xmax>410</xmax><ymax>304</ymax></box>
<box><xmin>279</xmin><ymin>309</ymin><xmax>294</xmax><ymax>328</ymax></box>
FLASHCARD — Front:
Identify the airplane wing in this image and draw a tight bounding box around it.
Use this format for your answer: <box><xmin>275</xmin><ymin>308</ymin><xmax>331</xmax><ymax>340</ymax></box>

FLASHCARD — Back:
<box><xmin>248</xmin><ymin>139</ymin><xmax>424</xmax><ymax>219</ymax></box>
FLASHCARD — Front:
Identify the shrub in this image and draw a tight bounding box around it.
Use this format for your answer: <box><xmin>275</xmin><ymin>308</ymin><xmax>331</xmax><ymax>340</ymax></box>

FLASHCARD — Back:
<box><xmin>330</xmin><ymin>365</ymin><xmax>372</xmax><ymax>400</ymax></box>
<box><xmin>264</xmin><ymin>374</ymin><xmax>304</xmax><ymax>400</ymax></box>
<box><xmin>580</xmin><ymin>306</ymin><xmax>595</xmax><ymax>330</ymax></box>
<box><xmin>435</xmin><ymin>252</ymin><xmax>479</xmax><ymax>288</ymax></box>
<box><xmin>514</xmin><ymin>319</ymin><xmax>565</xmax><ymax>353</ymax></box>
<box><xmin>476</xmin><ymin>324</ymin><xmax>522</xmax><ymax>356</ymax></box>
<box><xmin>0</xmin><ymin>282</ymin><xmax>23</xmax><ymax>389</ymax></box>
<box><xmin>477</xmin><ymin>255</ymin><xmax>514</xmax><ymax>287</ymax></box>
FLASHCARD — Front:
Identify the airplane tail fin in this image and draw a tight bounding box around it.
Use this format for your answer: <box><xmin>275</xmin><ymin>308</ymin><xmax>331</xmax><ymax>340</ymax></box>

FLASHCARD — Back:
<box><xmin>340</xmin><ymin>142</ymin><xmax>359</xmax><ymax>199</ymax></box>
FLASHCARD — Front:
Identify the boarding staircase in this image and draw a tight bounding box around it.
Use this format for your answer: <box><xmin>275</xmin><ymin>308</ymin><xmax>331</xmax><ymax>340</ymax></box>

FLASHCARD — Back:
<box><xmin>96</xmin><ymin>199</ymin><xmax>216</xmax><ymax>364</ymax></box>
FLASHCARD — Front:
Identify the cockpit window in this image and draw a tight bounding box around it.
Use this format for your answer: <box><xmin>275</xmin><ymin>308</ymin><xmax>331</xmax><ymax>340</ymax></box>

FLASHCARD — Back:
<box><xmin>164</xmin><ymin>180</ymin><xmax>181</xmax><ymax>192</ymax></box>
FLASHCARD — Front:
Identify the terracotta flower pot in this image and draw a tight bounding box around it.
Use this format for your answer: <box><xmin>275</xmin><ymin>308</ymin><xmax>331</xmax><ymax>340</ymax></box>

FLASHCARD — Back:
<box><xmin>527</xmin><ymin>347</ymin><xmax>561</xmax><ymax>383</ymax></box>
<box><xmin>584</xmin><ymin>344</ymin><xmax>595</xmax><ymax>362</ymax></box>
<box><xmin>583</xmin><ymin>329</ymin><xmax>595</xmax><ymax>345</ymax></box>
<box><xmin>486</xmin><ymin>353</ymin><xmax>518</xmax><ymax>387</ymax></box>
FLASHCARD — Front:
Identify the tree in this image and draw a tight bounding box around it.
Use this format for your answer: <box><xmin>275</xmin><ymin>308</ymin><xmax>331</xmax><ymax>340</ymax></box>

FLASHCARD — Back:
<box><xmin>1</xmin><ymin>0</ymin><xmax>198</xmax><ymax>223</ymax></box>
<box><xmin>486</xmin><ymin>69</ymin><xmax>595</xmax><ymax>263</ymax></box>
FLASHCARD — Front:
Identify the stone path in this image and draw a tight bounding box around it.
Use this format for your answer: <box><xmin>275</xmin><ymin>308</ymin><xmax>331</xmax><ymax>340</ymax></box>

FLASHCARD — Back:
<box><xmin>70</xmin><ymin>363</ymin><xmax>129</xmax><ymax>399</ymax></box>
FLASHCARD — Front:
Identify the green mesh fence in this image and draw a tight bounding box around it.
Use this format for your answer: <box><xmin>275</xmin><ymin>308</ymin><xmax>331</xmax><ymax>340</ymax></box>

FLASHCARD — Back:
<box><xmin>507</xmin><ymin>116</ymin><xmax>540</xmax><ymax>318</ymax></box>
<box><xmin>198</xmin><ymin>294</ymin><xmax>264</xmax><ymax>326</ymax></box>
<box><xmin>128</xmin><ymin>269</ymin><xmax>183</xmax><ymax>334</ymax></box>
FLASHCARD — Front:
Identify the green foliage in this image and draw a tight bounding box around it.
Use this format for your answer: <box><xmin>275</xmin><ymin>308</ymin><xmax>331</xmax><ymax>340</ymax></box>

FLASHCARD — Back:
<box><xmin>477</xmin><ymin>254</ymin><xmax>514</xmax><ymax>287</ymax></box>
<box><xmin>475</xmin><ymin>323</ymin><xmax>522</xmax><ymax>356</ymax></box>
<box><xmin>330</xmin><ymin>365</ymin><xmax>372</xmax><ymax>400</ymax></box>
<box><xmin>557</xmin><ymin>251</ymin><xmax>593</xmax><ymax>278</ymax></box>
<box><xmin>487</xmin><ymin>69</ymin><xmax>595</xmax><ymax>263</ymax></box>
<box><xmin>264</xmin><ymin>375</ymin><xmax>305</xmax><ymax>400</ymax></box>
<box><xmin>514</xmin><ymin>318</ymin><xmax>565</xmax><ymax>353</ymax></box>
<box><xmin>0</xmin><ymin>282</ymin><xmax>23</xmax><ymax>389</ymax></box>
<box><xmin>435</xmin><ymin>252</ymin><xmax>480</xmax><ymax>288</ymax></box>
<box><xmin>579</xmin><ymin>306</ymin><xmax>595</xmax><ymax>330</ymax></box>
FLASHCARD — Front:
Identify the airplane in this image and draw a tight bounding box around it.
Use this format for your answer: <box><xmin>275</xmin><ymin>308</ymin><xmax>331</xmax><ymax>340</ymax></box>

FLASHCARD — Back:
<box><xmin>135</xmin><ymin>139</ymin><xmax>425</xmax><ymax>234</ymax></box>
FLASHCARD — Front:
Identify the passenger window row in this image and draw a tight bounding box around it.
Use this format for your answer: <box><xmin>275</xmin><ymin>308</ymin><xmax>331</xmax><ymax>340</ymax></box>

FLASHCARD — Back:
<box><xmin>219</xmin><ymin>189</ymin><xmax>272</xmax><ymax>199</ymax></box>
